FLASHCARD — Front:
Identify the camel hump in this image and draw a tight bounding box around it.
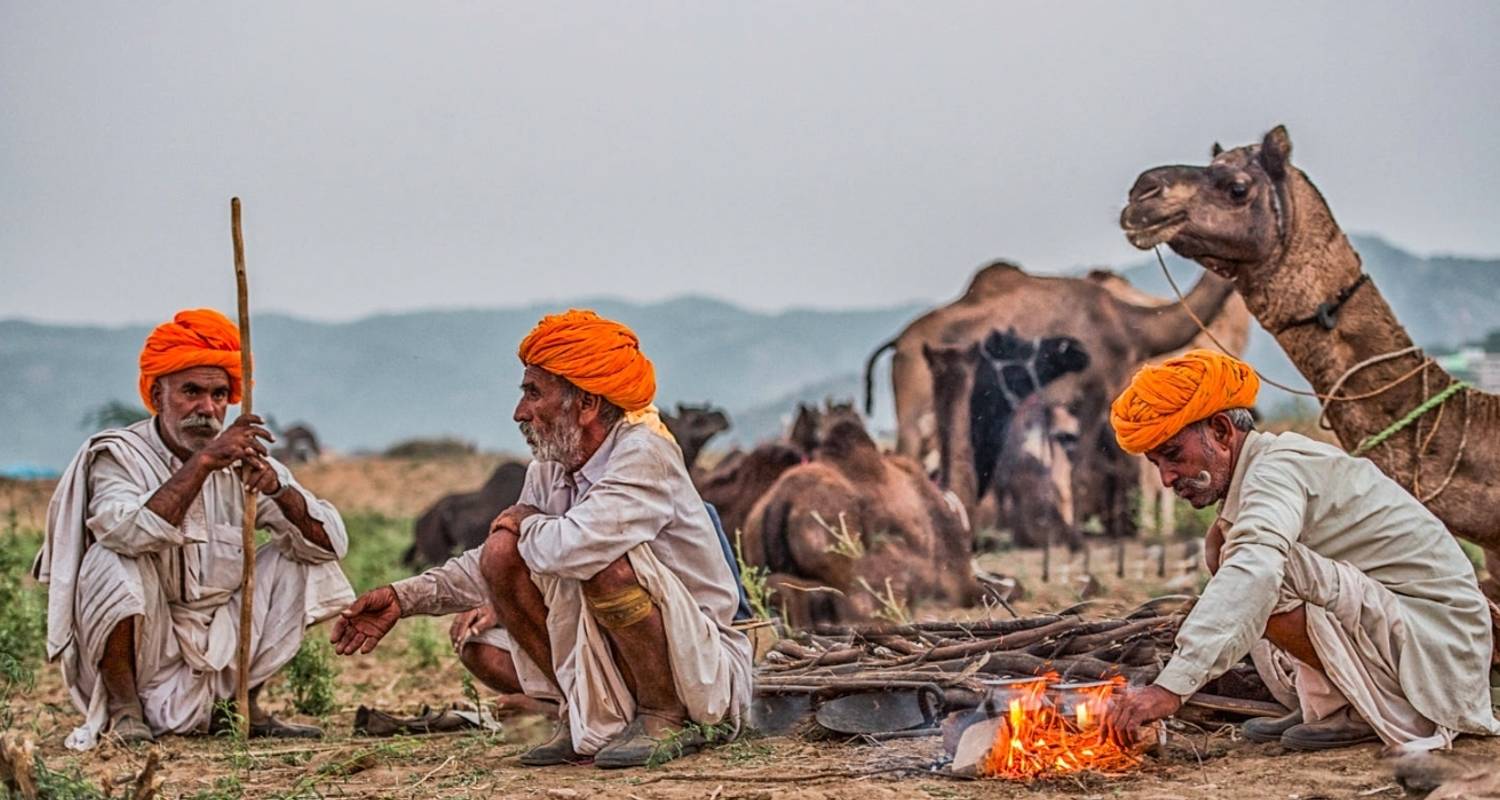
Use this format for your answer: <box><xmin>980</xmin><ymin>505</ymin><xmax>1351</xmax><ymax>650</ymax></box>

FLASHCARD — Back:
<box><xmin>964</xmin><ymin>260</ymin><xmax>1027</xmax><ymax>298</ymax></box>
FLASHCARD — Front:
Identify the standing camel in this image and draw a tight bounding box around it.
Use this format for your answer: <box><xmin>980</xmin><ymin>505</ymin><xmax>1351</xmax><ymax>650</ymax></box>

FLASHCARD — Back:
<box><xmin>863</xmin><ymin>261</ymin><xmax>1238</xmax><ymax>473</ymax></box>
<box><xmin>1120</xmin><ymin>124</ymin><xmax>1500</xmax><ymax>601</ymax></box>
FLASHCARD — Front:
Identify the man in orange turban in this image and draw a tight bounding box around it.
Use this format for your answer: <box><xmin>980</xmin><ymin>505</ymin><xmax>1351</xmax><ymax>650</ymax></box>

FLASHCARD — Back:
<box><xmin>335</xmin><ymin>309</ymin><xmax>752</xmax><ymax>769</ymax></box>
<box><xmin>36</xmin><ymin>309</ymin><xmax>353</xmax><ymax>749</ymax></box>
<box><xmin>1107</xmin><ymin>351</ymin><xmax>1499</xmax><ymax>751</ymax></box>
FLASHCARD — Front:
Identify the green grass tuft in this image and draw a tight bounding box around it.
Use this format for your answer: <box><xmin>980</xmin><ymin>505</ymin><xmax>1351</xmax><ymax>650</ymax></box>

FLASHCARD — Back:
<box><xmin>284</xmin><ymin>636</ymin><xmax>340</xmax><ymax>717</ymax></box>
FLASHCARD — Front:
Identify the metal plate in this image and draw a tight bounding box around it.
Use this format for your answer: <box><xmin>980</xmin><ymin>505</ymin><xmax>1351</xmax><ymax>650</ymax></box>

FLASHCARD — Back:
<box><xmin>815</xmin><ymin>690</ymin><xmax>929</xmax><ymax>735</ymax></box>
<box><xmin>750</xmin><ymin>692</ymin><xmax>813</xmax><ymax>735</ymax></box>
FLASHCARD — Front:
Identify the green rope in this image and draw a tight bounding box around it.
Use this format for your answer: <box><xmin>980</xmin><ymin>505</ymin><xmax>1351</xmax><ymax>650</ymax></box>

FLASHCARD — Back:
<box><xmin>1351</xmin><ymin>381</ymin><xmax>1469</xmax><ymax>458</ymax></box>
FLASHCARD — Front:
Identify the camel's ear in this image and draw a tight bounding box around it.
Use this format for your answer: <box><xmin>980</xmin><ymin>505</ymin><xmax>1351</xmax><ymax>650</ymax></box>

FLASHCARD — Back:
<box><xmin>1211</xmin><ymin>142</ymin><xmax>1224</xmax><ymax>158</ymax></box>
<box><xmin>1260</xmin><ymin>125</ymin><xmax>1292</xmax><ymax>180</ymax></box>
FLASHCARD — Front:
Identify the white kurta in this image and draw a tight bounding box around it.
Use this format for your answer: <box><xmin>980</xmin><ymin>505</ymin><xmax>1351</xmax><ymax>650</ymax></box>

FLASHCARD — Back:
<box><xmin>393</xmin><ymin>419</ymin><xmax>753</xmax><ymax>754</ymax></box>
<box><xmin>1156</xmin><ymin>430</ymin><xmax>1500</xmax><ymax>748</ymax></box>
<box><xmin>35</xmin><ymin>419</ymin><xmax>354</xmax><ymax>750</ymax></box>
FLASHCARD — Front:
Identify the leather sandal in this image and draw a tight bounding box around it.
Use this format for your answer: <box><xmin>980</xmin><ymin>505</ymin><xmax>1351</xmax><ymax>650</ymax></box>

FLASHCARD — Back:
<box><xmin>1242</xmin><ymin>710</ymin><xmax>1303</xmax><ymax>743</ymax></box>
<box><xmin>593</xmin><ymin>714</ymin><xmax>706</xmax><ymax>770</ymax></box>
<box><xmin>1279</xmin><ymin>708</ymin><xmax>1379</xmax><ymax>751</ymax></box>
<box><xmin>518</xmin><ymin>724</ymin><xmax>588</xmax><ymax>767</ymax></box>
<box><xmin>251</xmin><ymin>715</ymin><xmax>324</xmax><ymax>739</ymax></box>
<box><xmin>110</xmin><ymin>712</ymin><xmax>155</xmax><ymax>744</ymax></box>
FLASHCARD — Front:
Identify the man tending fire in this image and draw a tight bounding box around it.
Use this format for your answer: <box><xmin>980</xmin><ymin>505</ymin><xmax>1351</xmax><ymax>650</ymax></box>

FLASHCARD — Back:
<box><xmin>332</xmin><ymin>310</ymin><xmax>753</xmax><ymax>768</ymax></box>
<box><xmin>1104</xmin><ymin>350</ymin><xmax>1499</xmax><ymax>750</ymax></box>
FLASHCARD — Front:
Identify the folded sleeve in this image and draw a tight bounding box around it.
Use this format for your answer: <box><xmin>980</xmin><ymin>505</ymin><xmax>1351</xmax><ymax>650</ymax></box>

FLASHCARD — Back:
<box><xmin>255</xmin><ymin>458</ymin><xmax>348</xmax><ymax>563</ymax></box>
<box><xmin>85</xmin><ymin>450</ymin><xmax>200</xmax><ymax>557</ymax></box>
<box><xmin>1154</xmin><ymin>454</ymin><xmax>1309</xmax><ymax>697</ymax></box>
<box><xmin>391</xmin><ymin>547</ymin><xmax>489</xmax><ymax>617</ymax></box>
<box><xmin>517</xmin><ymin>440</ymin><xmax>673</xmax><ymax>580</ymax></box>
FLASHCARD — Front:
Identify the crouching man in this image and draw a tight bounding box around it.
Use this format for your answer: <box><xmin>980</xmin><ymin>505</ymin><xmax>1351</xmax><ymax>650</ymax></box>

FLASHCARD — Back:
<box><xmin>1105</xmin><ymin>350</ymin><xmax>1499</xmax><ymax>751</ymax></box>
<box><xmin>35</xmin><ymin>309</ymin><xmax>354</xmax><ymax>750</ymax></box>
<box><xmin>333</xmin><ymin>310</ymin><xmax>752</xmax><ymax>768</ymax></box>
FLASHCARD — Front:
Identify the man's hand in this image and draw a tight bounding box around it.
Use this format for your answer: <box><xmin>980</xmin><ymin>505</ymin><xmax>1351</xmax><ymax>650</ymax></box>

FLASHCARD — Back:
<box><xmin>332</xmin><ymin>586</ymin><xmax>402</xmax><ymax>655</ymax></box>
<box><xmin>490</xmin><ymin>503</ymin><xmax>542</xmax><ymax>537</ymax></box>
<box><xmin>240</xmin><ymin>456</ymin><xmax>282</xmax><ymax>495</ymax></box>
<box><xmin>449</xmin><ymin>604</ymin><xmax>499</xmax><ymax>651</ymax></box>
<box><xmin>1104</xmin><ymin>685</ymin><xmax>1182</xmax><ymax>746</ymax></box>
<box><xmin>193</xmin><ymin>414</ymin><xmax>274</xmax><ymax>472</ymax></box>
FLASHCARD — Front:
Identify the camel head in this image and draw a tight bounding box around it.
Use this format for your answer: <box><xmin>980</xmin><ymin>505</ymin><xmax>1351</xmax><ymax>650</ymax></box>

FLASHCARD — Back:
<box><xmin>665</xmin><ymin>402</ymin><xmax>730</xmax><ymax>442</ymax></box>
<box><xmin>1120</xmin><ymin>125</ymin><xmax>1295</xmax><ymax>278</ymax></box>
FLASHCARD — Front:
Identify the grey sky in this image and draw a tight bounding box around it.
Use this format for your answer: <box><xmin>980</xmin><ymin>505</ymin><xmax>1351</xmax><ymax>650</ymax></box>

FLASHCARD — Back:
<box><xmin>4</xmin><ymin>1</ymin><xmax>1498</xmax><ymax>325</ymax></box>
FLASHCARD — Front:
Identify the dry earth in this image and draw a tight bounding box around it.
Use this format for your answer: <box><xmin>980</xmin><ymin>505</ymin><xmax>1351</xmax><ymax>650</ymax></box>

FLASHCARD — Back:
<box><xmin>4</xmin><ymin>457</ymin><xmax>1498</xmax><ymax>799</ymax></box>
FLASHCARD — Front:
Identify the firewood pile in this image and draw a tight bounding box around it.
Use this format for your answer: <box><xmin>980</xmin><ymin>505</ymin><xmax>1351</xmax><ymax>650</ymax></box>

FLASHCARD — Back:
<box><xmin>750</xmin><ymin>596</ymin><xmax>1286</xmax><ymax>738</ymax></box>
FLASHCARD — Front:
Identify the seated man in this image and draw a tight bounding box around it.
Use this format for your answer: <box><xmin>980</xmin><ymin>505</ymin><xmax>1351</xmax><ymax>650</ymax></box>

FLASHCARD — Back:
<box><xmin>1105</xmin><ymin>350</ymin><xmax>1499</xmax><ymax>751</ymax></box>
<box><xmin>334</xmin><ymin>309</ymin><xmax>753</xmax><ymax>768</ymax></box>
<box><xmin>35</xmin><ymin>309</ymin><xmax>354</xmax><ymax>750</ymax></box>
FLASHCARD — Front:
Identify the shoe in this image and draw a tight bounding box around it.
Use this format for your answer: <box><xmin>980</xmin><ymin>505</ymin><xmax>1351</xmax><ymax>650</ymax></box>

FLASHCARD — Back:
<box><xmin>1279</xmin><ymin>707</ymin><xmax>1379</xmax><ymax>751</ymax></box>
<box><xmin>593</xmin><ymin>715</ymin><xmax>706</xmax><ymax>770</ymax></box>
<box><xmin>518</xmin><ymin>724</ymin><xmax>587</xmax><ymax>767</ymax></box>
<box><xmin>110</xmin><ymin>713</ymin><xmax>155</xmax><ymax>744</ymax></box>
<box><xmin>1242</xmin><ymin>710</ymin><xmax>1303</xmax><ymax>743</ymax></box>
<box><xmin>251</xmin><ymin>716</ymin><xmax>324</xmax><ymax>739</ymax></box>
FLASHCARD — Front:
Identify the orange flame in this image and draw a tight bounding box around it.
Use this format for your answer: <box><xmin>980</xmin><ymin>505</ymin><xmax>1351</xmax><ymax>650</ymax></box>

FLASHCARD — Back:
<box><xmin>979</xmin><ymin>675</ymin><xmax>1142</xmax><ymax>780</ymax></box>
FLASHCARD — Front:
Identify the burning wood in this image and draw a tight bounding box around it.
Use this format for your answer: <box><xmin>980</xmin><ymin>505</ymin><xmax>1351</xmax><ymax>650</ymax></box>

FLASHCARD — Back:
<box><xmin>975</xmin><ymin>675</ymin><xmax>1144</xmax><ymax>779</ymax></box>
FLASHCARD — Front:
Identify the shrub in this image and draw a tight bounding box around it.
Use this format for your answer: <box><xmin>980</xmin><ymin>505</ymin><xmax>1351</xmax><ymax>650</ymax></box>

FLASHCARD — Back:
<box><xmin>284</xmin><ymin>637</ymin><xmax>339</xmax><ymax>717</ymax></box>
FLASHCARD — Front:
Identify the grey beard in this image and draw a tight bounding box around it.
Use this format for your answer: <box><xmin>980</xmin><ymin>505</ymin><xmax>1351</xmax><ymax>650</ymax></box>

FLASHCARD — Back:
<box><xmin>520</xmin><ymin>420</ymin><xmax>582</xmax><ymax>465</ymax></box>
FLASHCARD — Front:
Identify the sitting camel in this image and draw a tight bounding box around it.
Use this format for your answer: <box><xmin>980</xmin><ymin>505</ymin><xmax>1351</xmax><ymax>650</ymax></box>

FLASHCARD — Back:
<box><xmin>661</xmin><ymin>402</ymin><xmax>730</xmax><ymax>472</ymax></box>
<box><xmin>402</xmin><ymin>461</ymin><xmax>526</xmax><ymax>568</ymax></box>
<box><xmin>741</xmin><ymin>411</ymin><xmax>977</xmax><ymax>628</ymax></box>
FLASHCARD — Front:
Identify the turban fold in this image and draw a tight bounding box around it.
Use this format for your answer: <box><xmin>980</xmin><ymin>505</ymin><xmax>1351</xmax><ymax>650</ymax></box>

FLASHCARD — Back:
<box><xmin>518</xmin><ymin>309</ymin><xmax>656</xmax><ymax>413</ymax></box>
<box><xmin>1110</xmin><ymin>349</ymin><xmax>1259</xmax><ymax>455</ymax></box>
<box><xmin>138</xmin><ymin>309</ymin><xmax>243</xmax><ymax>413</ymax></box>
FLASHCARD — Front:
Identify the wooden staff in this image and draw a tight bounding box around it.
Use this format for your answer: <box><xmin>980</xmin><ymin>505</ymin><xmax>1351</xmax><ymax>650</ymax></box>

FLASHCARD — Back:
<box><xmin>231</xmin><ymin>197</ymin><xmax>255</xmax><ymax>739</ymax></box>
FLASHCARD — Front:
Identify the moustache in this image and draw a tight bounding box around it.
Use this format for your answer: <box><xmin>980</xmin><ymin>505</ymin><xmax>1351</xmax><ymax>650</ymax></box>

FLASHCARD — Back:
<box><xmin>179</xmin><ymin>414</ymin><xmax>222</xmax><ymax>435</ymax></box>
<box><xmin>1175</xmin><ymin>470</ymin><xmax>1213</xmax><ymax>494</ymax></box>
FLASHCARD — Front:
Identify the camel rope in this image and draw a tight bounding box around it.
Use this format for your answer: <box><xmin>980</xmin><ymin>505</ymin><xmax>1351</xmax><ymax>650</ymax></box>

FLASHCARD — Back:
<box><xmin>1152</xmin><ymin>247</ymin><xmax>1469</xmax><ymax>501</ymax></box>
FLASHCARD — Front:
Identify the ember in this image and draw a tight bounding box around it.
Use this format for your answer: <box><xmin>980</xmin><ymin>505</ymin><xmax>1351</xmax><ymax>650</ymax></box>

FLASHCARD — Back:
<box><xmin>979</xmin><ymin>674</ymin><xmax>1142</xmax><ymax>779</ymax></box>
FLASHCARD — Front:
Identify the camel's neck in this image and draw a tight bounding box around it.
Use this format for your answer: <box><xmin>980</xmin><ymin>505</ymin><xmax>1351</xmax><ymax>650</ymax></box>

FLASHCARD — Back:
<box><xmin>828</xmin><ymin>441</ymin><xmax>886</xmax><ymax>483</ymax></box>
<box><xmin>1241</xmin><ymin>170</ymin><xmax>1455</xmax><ymax>450</ymax></box>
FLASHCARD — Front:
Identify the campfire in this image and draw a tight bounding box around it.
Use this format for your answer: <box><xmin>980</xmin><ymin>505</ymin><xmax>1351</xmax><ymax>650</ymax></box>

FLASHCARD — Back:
<box><xmin>977</xmin><ymin>674</ymin><xmax>1143</xmax><ymax>779</ymax></box>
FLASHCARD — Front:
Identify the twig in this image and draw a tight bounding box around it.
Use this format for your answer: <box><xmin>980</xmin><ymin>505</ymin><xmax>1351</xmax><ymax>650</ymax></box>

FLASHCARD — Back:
<box><xmin>636</xmin><ymin>764</ymin><xmax>934</xmax><ymax>785</ymax></box>
<box><xmin>408</xmin><ymin>755</ymin><xmax>454</xmax><ymax>793</ymax></box>
<box><xmin>130</xmin><ymin>749</ymin><xmax>164</xmax><ymax>800</ymax></box>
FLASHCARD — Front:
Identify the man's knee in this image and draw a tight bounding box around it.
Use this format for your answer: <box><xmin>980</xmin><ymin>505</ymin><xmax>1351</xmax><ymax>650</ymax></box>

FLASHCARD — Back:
<box><xmin>582</xmin><ymin>556</ymin><xmax>639</xmax><ymax>597</ymax></box>
<box><xmin>479</xmin><ymin>532</ymin><xmax>528</xmax><ymax>586</ymax></box>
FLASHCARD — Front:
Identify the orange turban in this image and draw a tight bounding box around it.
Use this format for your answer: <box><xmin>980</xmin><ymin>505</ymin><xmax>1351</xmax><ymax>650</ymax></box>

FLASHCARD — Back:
<box><xmin>138</xmin><ymin>309</ymin><xmax>244</xmax><ymax>413</ymax></box>
<box><xmin>1110</xmin><ymin>349</ymin><xmax>1259</xmax><ymax>455</ymax></box>
<box><xmin>517</xmin><ymin>309</ymin><xmax>656</xmax><ymax>412</ymax></box>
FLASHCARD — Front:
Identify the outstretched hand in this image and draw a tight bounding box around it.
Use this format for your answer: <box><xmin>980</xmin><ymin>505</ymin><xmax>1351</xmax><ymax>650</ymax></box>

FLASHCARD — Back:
<box><xmin>332</xmin><ymin>586</ymin><xmax>402</xmax><ymax>655</ymax></box>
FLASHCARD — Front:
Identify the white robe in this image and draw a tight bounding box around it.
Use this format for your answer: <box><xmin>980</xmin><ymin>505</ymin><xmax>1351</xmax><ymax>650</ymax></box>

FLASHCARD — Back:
<box><xmin>393</xmin><ymin>419</ymin><xmax>753</xmax><ymax>754</ymax></box>
<box><xmin>1157</xmin><ymin>430</ymin><xmax>1500</xmax><ymax>749</ymax></box>
<box><xmin>34</xmin><ymin>418</ymin><xmax>353</xmax><ymax>750</ymax></box>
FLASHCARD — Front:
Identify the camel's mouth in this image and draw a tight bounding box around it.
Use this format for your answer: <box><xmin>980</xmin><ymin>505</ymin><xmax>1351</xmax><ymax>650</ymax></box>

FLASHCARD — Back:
<box><xmin>1120</xmin><ymin>210</ymin><xmax>1187</xmax><ymax>250</ymax></box>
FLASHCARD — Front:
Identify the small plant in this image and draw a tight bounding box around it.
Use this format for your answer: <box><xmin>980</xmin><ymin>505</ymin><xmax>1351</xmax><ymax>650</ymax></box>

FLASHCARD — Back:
<box><xmin>645</xmin><ymin>721</ymin><xmax>736</xmax><ymax>769</ymax></box>
<box><xmin>404</xmin><ymin>617</ymin><xmax>446</xmax><ymax>671</ymax></box>
<box><xmin>182</xmin><ymin>775</ymin><xmax>245</xmax><ymax>800</ymax></box>
<box><xmin>284</xmin><ymin>636</ymin><xmax>340</xmax><ymax>717</ymax></box>
<box><xmin>0</xmin><ymin>519</ymin><xmax>45</xmax><ymax>727</ymax></box>
<box><xmin>812</xmin><ymin>511</ymin><xmax>864</xmax><ymax>559</ymax></box>
<box><xmin>857</xmin><ymin>576</ymin><xmax>912</xmax><ymax>625</ymax></box>
<box><xmin>733</xmin><ymin>529</ymin><xmax>776</xmax><ymax>621</ymax></box>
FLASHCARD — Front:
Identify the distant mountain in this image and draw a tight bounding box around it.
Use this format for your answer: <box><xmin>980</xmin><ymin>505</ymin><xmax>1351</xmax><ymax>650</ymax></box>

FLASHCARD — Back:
<box><xmin>0</xmin><ymin>297</ymin><xmax>922</xmax><ymax>468</ymax></box>
<box><xmin>4</xmin><ymin>235</ymin><xmax>1495</xmax><ymax>469</ymax></box>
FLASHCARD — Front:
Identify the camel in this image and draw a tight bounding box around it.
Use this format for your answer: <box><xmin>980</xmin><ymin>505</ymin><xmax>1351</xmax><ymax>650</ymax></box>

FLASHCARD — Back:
<box><xmin>1086</xmin><ymin>269</ymin><xmax>1254</xmax><ymax>539</ymax></box>
<box><xmin>403</xmin><ymin>461</ymin><xmax>527</xmax><ymax>568</ymax></box>
<box><xmin>863</xmin><ymin>261</ymin><xmax>1238</xmax><ymax>475</ymax></box>
<box><xmin>995</xmin><ymin>395</ymin><xmax>1084</xmax><ymax>551</ymax></box>
<box><xmin>661</xmin><ymin>402</ymin><xmax>730</xmax><ymax>472</ymax></box>
<box><xmin>696</xmin><ymin>401</ymin><xmax>858</xmax><ymax>540</ymax></box>
<box><xmin>741</xmin><ymin>411</ymin><xmax>976</xmax><ymax>627</ymax></box>
<box><xmin>1120</xmin><ymin>124</ymin><xmax>1500</xmax><ymax>601</ymax></box>
<box><xmin>922</xmin><ymin>329</ymin><xmax>1090</xmax><ymax>517</ymax></box>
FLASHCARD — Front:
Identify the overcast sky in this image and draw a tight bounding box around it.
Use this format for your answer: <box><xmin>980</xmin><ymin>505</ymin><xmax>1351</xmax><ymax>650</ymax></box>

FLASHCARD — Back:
<box><xmin>4</xmin><ymin>1</ymin><xmax>1498</xmax><ymax>325</ymax></box>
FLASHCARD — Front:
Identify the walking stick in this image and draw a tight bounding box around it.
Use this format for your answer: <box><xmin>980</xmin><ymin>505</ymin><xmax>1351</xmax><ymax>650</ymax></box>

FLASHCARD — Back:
<box><xmin>231</xmin><ymin>197</ymin><xmax>255</xmax><ymax>739</ymax></box>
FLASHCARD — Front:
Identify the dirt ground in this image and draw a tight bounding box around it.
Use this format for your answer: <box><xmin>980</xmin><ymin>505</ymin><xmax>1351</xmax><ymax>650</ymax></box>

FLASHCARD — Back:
<box><xmin>5</xmin><ymin>461</ymin><xmax>1499</xmax><ymax>799</ymax></box>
